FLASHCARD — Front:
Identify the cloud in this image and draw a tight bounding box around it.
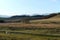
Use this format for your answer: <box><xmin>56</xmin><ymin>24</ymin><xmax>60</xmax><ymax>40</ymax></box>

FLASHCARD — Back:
<box><xmin>0</xmin><ymin>9</ymin><xmax>20</xmax><ymax>16</ymax></box>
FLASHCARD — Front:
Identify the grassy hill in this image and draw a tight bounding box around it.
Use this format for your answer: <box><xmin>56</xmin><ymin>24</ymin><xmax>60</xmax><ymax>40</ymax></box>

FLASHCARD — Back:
<box><xmin>50</xmin><ymin>14</ymin><xmax>60</xmax><ymax>19</ymax></box>
<box><xmin>31</xmin><ymin>13</ymin><xmax>60</xmax><ymax>24</ymax></box>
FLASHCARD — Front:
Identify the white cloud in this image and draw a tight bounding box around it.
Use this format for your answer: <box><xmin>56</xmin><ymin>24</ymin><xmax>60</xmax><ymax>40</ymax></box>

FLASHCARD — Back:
<box><xmin>0</xmin><ymin>9</ymin><xmax>20</xmax><ymax>16</ymax></box>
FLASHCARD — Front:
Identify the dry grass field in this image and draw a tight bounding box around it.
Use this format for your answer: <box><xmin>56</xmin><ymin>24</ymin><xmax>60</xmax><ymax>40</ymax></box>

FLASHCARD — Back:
<box><xmin>0</xmin><ymin>15</ymin><xmax>60</xmax><ymax>28</ymax></box>
<box><xmin>0</xmin><ymin>14</ymin><xmax>60</xmax><ymax>40</ymax></box>
<box><xmin>0</xmin><ymin>23</ymin><xmax>60</xmax><ymax>28</ymax></box>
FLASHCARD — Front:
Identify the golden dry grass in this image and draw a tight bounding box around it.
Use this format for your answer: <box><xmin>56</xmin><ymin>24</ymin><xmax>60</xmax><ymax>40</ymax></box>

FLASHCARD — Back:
<box><xmin>0</xmin><ymin>23</ymin><xmax>60</xmax><ymax>28</ymax></box>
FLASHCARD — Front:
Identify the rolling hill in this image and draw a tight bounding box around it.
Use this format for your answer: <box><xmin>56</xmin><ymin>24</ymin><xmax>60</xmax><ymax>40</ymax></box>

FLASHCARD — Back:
<box><xmin>31</xmin><ymin>13</ymin><xmax>60</xmax><ymax>24</ymax></box>
<box><xmin>50</xmin><ymin>14</ymin><xmax>60</xmax><ymax>19</ymax></box>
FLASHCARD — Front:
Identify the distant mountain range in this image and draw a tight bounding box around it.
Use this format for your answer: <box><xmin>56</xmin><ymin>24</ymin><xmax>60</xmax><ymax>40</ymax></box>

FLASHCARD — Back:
<box><xmin>0</xmin><ymin>13</ymin><xmax>60</xmax><ymax>20</ymax></box>
<box><xmin>0</xmin><ymin>15</ymin><xmax>10</xmax><ymax>18</ymax></box>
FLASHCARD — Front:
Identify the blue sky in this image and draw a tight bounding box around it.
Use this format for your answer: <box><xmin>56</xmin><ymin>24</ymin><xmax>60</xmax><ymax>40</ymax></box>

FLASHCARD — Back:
<box><xmin>0</xmin><ymin>0</ymin><xmax>60</xmax><ymax>16</ymax></box>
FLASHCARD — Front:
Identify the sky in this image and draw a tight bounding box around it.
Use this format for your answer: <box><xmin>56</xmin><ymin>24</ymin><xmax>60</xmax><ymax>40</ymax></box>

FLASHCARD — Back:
<box><xmin>0</xmin><ymin>0</ymin><xmax>60</xmax><ymax>16</ymax></box>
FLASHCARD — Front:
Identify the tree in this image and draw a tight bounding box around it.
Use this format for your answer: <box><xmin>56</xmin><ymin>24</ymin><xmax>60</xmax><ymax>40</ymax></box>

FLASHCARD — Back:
<box><xmin>0</xmin><ymin>20</ymin><xmax>5</xmax><ymax>23</ymax></box>
<box><xmin>21</xmin><ymin>18</ymin><xmax>30</xmax><ymax>23</ymax></box>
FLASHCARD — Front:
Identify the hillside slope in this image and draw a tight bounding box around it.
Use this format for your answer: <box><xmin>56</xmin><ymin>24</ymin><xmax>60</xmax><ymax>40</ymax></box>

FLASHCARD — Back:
<box><xmin>50</xmin><ymin>14</ymin><xmax>60</xmax><ymax>19</ymax></box>
<box><xmin>31</xmin><ymin>13</ymin><xmax>60</xmax><ymax>24</ymax></box>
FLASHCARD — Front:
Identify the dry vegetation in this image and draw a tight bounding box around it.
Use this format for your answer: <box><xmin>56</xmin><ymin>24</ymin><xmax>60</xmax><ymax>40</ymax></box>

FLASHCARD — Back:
<box><xmin>0</xmin><ymin>23</ymin><xmax>60</xmax><ymax>28</ymax></box>
<box><xmin>0</xmin><ymin>15</ymin><xmax>60</xmax><ymax>28</ymax></box>
<box><xmin>0</xmin><ymin>14</ymin><xmax>60</xmax><ymax>40</ymax></box>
